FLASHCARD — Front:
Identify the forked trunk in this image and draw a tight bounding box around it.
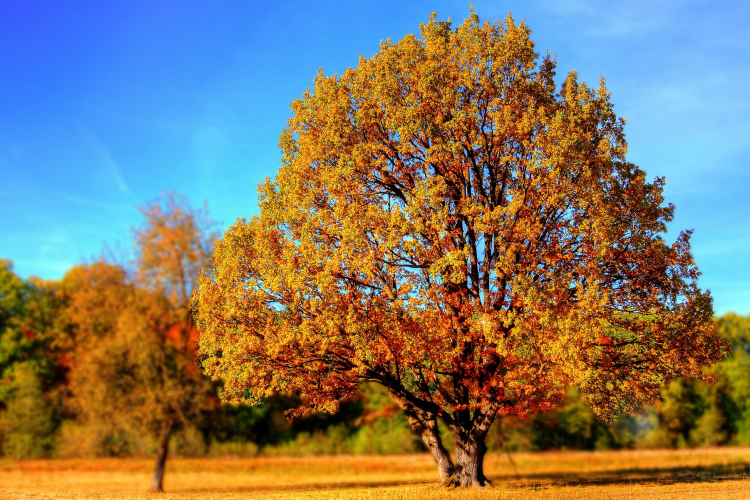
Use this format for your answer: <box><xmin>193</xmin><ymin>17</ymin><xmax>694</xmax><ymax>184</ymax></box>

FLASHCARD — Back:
<box><xmin>390</xmin><ymin>390</ymin><xmax>498</xmax><ymax>487</ymax></box>
<box><xmin>150</xmin><ymin>420</ymin><xmax>173</xmax><ymax>492</ymax></box>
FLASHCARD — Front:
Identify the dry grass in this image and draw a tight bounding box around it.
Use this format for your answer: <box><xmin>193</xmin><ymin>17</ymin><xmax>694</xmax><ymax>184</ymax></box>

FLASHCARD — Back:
<box><xmin>1</xmin><ymin>447</ymin><xmax>750</xmax><ymax>499</ymax></box>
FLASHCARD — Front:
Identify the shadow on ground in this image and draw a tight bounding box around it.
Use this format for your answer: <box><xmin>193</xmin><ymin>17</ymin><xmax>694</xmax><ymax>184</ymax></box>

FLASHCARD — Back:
<box><xmin>175</xmin><ymin>463</ymin><xmax>750</xmax><ymax>494</ymax></box>
<box><xmin>494</xmin><ymin>462</ymin><xmax>750</xmax><ymax>487</ymax></box>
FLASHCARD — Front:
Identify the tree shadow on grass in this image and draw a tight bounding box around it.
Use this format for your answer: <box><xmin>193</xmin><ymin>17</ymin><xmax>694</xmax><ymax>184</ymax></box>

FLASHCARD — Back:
<box><xmin>176</xmin><ymin>463</ymin><xmax>750</xmax><ymax>494</ymax></box>
<box><xmin>490</xmin><ymin>462</ymin><xmax>750</xmax><ymax>488</ymax></box>
<box><xmin>176</xmin><ymin>479</ymin><xmax>436</xmax><ymax>494</ymax></box>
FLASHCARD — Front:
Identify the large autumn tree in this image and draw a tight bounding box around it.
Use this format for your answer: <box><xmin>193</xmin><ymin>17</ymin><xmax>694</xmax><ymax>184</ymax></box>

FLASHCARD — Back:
<box><xmin>195</xmin><ymin>13</ymin><xmax>729</xmax><ymax>487</ymax></box>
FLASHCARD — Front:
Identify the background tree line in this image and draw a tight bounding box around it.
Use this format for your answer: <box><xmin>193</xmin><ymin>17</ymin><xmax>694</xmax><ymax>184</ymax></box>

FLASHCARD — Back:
<box><xmin>1</xmin><ymin>194</ymin><xmax>748</xmax><ymax>464</ymax></box>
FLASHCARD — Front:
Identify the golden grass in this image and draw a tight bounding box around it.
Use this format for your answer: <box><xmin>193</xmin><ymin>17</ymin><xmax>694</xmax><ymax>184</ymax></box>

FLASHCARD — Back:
<box><xmin>1</xmin><ymin>447</ymin><xmax>749</xmax><ymax>499</ymax></box>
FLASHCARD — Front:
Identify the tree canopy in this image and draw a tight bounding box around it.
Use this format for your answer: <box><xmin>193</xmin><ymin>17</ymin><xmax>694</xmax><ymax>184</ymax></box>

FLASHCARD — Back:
<box><xmin>194</xmin><ymin>13</ymin><xmax>729</xmax><ymax>487</ymax></box>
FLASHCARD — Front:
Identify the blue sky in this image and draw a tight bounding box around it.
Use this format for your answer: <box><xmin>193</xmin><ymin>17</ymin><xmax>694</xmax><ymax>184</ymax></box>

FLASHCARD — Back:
<box><xmin>1</xmin><ymin>0</ymin><xmax>748</xmax><ymax>315</ymax></box>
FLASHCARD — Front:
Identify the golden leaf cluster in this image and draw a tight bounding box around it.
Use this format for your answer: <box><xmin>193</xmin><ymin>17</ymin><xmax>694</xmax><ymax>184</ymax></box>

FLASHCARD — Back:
<box><xmin>195</xmin><ymin>13</ymin><xmax>728</xmax><ymax>428</ymax></box>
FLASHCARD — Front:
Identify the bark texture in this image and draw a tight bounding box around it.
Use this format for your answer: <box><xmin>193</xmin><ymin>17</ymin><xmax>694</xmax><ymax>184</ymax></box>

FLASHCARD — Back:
<box><xmin>402</xmin><ymin>405</ymin><xmax>454</xmax><ymax>482</ymax></box>
<box><xmin>453</xmin><ymin>436</ymin><xmax>490</xmax><ymax>487</ymax></box>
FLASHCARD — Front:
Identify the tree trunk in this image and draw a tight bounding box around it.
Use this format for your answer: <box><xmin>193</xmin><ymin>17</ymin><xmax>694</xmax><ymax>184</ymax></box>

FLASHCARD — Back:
<box><xmin>420</xmin><ymin>418</ymin><xmax>455</xmax><ymax>483</ymax></box>
<box><xmin>150</xmin><ymin>420</ymin><xmax>173</xmax><ymax>492</ymax></box>
<box><xmin>388</xmin><ymin>390</ymin><xmax>498</xmax><ymax>487</ymax></box>
<box><xmin>453</xmin><ymin>436</ymin><xmax>490</xmax><ymax>488</ymax></box>
<box><xmin>400</xmin><ymin>406</ymin><xmax>455</xmax><ymax>482</ymax></box>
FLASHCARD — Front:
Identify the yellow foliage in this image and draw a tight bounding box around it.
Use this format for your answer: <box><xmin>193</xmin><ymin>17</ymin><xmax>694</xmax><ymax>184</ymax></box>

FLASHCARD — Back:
<box><xmin>194</xmin><ymin>12</ymin><xmax>728</xmax><ymax>486</ymax></box>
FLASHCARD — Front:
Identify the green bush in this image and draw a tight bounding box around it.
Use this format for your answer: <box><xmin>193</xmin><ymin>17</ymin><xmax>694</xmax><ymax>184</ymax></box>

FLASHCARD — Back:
<box><xmin>0</xmin><ymin>363</ymin><xmax>57</xmax><ymax>458</ymax></box>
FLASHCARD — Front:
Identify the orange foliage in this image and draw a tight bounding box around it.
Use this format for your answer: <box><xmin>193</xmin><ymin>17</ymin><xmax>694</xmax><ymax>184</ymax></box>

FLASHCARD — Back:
<box><xmin>194</xmin><ymin>13</ymin><xmax>729</xmax><ymax>486</ymax></box>
<box><xmin>165</xmin><ymin>323</ymin><xmax>199</xmax><ymax>351</ymax></box>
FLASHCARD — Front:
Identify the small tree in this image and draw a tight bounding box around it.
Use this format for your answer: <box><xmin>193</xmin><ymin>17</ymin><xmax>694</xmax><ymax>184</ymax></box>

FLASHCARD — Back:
<box><xmin>132</xmin><ymin>192</ymin><xmax>218</xmax><ymax>492</ymax></box>
<box><xmin>194</xmin><ymin>13</ymin><xmax>729</xmax><ymax>487</ymax></box>
<box><xmin>63</xmin><ymin>193</ymin><xmax>217</xmax><ymax>492</ymax></box>
<box><xmin>134</xmin><ymin>192</ymin><xmax>214</xmax><ymax>330</ymax></box>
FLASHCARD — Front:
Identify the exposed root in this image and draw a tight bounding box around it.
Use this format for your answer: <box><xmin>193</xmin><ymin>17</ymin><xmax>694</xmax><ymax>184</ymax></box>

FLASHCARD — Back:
<box><xmin>439</xmin><ymin>472</ymin><xmax>492</xmax><ymax>489</ymax></box>
<box><xmin>440</xmin><ymin>473</ymin><xmax>457</xmax><ymax>488</ymax></box>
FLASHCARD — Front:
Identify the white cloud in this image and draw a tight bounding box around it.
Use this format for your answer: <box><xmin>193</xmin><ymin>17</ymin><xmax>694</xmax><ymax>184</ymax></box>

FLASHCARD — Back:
<box><xmin>78</xmin><ymin>122</ymin><xmax>137</xmax><ymax>200</ymax></box>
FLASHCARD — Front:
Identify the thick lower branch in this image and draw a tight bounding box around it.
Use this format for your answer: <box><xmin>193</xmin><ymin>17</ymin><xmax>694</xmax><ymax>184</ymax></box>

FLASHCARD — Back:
<box><xmin>399</xmin><ymin>402</ymin><xmax>455</xmax><ymax>482</ymax></box>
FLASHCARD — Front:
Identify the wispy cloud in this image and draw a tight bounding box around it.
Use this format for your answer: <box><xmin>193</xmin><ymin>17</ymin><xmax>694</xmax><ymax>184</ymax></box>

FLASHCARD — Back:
<box><xmin>58</xmin><ymin>192</ymin><xmax>133</xmax><ymax>211</ymax></box>
<box><xmin>535</xmin><ymin>0</ymin><xmax>704</xmax><ymax>39</ymax></box>
<box><xmin>78</xmin><ymin>122</ymin><xmax>137</xmax><ymax>200</ymax></box>
<box><xmin>38</xmin><ymin>226</ymin><xmax>71</xmax><ymax>257</ymax></box>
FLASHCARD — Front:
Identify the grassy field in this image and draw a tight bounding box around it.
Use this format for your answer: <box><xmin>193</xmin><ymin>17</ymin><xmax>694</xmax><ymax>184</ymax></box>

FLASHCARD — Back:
<box><xmin>1</xmin><ymin>447</ymin><xmax>750</xmax><ymax>499</ymax></box>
